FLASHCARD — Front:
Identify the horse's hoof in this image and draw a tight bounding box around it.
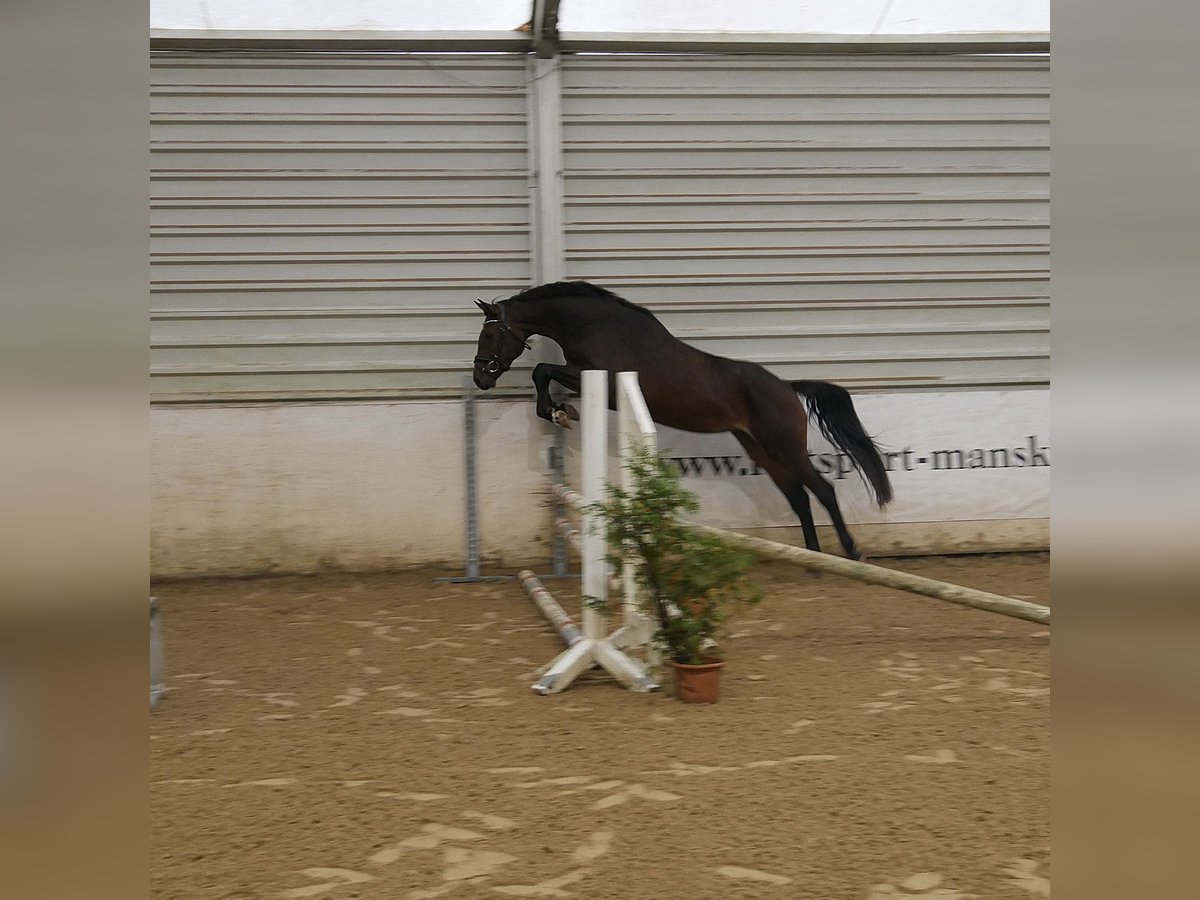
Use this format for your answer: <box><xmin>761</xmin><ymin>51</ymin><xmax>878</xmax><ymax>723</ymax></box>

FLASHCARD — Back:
<box><xmin>562</xmin><ymin>403</ymin><xmax>580</xmax><ymax>422</ymax></box>
<box><xmin>552</xmin><ymin>409</ymin><xmax>573</xmax><ymax>429</ymax></box>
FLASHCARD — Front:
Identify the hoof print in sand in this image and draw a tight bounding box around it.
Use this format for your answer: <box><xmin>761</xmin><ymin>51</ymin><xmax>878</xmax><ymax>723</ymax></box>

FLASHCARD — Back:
<box><xmin>280</xmin><ymin>867</ymin><xmax>374</xmax><ymax>899</ymax></box>
<box><xmin>1003</xmin><ymin>858</ymin><xmax>1050</xmax><ymax>897</ymax></box>
<box><xmin>867</xmin><ymin>872</ymin><xmax>977</xmax><ymax>899</ymax></box>
<box><xmin>904</xmin><ymin>749</ymin><xmax>962</xmax><ymax>765</ymax></box>
<box><xmin>716</xmin><ymin>866</ymin><xmax>792</xmax><ymax>885</ymax></box>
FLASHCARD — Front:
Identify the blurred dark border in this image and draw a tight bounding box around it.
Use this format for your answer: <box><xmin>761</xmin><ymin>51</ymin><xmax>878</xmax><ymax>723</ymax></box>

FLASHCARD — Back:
<box><xmin>0</xmin><ymin>1</ymin><xmax>147</xmax><ymax>898</ymax></box>
<box><xmin>1055</xmin><ymin>1</ymin><xmax>1200</xmax><ymax>898</ymax></box>
<box><xmin>4</xmin><ymin>0</ymin><xmax>1200</xmax><ymax>897</ymax></box>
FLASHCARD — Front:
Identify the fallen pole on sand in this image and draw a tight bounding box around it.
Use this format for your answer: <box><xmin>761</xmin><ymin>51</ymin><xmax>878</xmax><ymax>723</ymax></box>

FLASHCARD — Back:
<box><xmin>550</xmin><ymin>485</ymin><xmax>1048</xmax><ymax>625</ymax></box>
<box><xmin>519</xmin><ymin>569</ymin><xmax>584</xmax><ymax>649</ymax></box>
<box><xmin>697</xmin><ymin>526</ymin><xmax>1050</xmax><ymax>625</ymax></box>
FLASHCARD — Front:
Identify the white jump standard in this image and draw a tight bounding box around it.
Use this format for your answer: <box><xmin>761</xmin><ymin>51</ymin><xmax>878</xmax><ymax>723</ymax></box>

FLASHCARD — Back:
<box><xmin>521</xmin><ymin>370</ymin><xmax>659</xmax><ymax>695</ymax></box>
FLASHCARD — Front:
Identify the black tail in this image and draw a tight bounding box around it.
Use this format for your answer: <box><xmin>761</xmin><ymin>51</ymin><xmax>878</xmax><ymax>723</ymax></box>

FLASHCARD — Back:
<box><xmin>791</xmin><ymin>380</ymin><xmax>893</xmax><ymax>508</ymax></box>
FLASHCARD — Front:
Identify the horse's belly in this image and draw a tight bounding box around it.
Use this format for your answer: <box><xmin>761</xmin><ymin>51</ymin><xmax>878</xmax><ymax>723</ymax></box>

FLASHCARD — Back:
<box><xmin>644</xmin><ymin>392</ymin><xmax>739</xmax><ymax>434</ymax></box>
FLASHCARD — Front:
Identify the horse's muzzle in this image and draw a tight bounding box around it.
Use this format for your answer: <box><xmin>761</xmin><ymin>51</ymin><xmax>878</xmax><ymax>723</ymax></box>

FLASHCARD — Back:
<box><xmin>473</xmin><ymin>356</ymin><xmax>503</xmax><ymax>390</ymax></box>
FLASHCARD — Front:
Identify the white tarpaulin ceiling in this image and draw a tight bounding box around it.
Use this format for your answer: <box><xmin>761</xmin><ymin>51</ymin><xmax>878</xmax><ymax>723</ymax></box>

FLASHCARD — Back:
<box><xmin>150</xmin><ymin>1</ymin><xmax>1049</xmax><ymax>36</ymax></box>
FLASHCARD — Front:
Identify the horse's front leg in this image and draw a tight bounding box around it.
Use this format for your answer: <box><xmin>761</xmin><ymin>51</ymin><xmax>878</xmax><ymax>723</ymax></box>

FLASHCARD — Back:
<box><xmin>532</xmin><ymin>363</ymin><xmax>582</xmax><ymax>428</ymax></box>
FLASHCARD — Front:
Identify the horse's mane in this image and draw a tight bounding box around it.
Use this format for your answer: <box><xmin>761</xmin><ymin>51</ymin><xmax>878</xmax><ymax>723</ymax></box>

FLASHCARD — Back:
<box><xmin>507</xmin><ymin>281</ymin><xmax>656</xmax><ymax>318</ymax></box>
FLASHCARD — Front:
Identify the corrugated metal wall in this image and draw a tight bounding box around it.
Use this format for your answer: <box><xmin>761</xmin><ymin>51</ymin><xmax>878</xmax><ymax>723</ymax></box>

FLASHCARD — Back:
<box><xmin>150</xmin><ymin>52</ymin><xmax>531</xmax><ymax>401</ymax></box>
<box><xmin>151</xmin><ymin>50</ymin><xmax>1048</xmax><ymax>402</ymax></box>
<box><xmin>560</xmin><ymin>54</ymin><xmax>1049</xmax><ymax>391</ymax></box>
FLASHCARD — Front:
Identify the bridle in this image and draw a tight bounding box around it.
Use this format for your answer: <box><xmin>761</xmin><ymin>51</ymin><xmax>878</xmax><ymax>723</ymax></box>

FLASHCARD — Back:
<box><xmin>473</xmin><ymin>315</ymin><xmax>531</xmax><ymax>376</ymax></box>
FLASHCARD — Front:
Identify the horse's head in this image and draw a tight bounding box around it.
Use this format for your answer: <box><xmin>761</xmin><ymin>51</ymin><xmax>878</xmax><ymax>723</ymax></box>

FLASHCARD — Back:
<box><xmin>472</xmin><ymin>299</ymin><xmax>530</xmax><ymax>390</ymax></box>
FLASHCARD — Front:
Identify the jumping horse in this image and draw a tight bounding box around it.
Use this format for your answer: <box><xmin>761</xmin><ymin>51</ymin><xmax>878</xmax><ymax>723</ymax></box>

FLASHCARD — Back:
<box><xmin>471</xmin><ymin>281</ymin><xmax>892</xmax><ymax>560</ymax></box>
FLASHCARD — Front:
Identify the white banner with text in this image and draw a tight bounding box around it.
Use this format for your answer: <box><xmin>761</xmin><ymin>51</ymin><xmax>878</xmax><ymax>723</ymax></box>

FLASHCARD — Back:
<box><xmin>628</xmin><ymin>389</ymin><xmax>1050</xmax><ymax>531</ymax></box>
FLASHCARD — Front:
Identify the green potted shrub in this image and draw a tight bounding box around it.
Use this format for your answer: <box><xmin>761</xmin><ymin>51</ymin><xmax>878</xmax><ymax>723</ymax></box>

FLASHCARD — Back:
<box><xmin>587</xmin><ymin>446</ymin><xmax>761</xmax><ymax>702</ymax></box>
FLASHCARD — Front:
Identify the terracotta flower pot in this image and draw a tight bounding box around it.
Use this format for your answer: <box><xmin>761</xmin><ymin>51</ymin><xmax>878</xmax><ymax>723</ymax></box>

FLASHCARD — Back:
<box><xmin>669</xmin><ymin>658</ymin><xmax>725</xmax><ymax>703</ymax></box>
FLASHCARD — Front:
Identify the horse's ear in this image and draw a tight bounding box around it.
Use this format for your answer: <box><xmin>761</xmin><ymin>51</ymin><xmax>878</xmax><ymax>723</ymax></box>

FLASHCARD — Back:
<box><xmin>475</xmin><ymin>299</ymin><xmax>497</xmax><ymax>317</ymax></box>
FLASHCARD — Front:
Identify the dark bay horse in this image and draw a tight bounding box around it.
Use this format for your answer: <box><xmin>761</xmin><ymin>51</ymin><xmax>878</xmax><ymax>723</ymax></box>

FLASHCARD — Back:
<box><xmin>471</xmin><ymin>280</ymin><xmax>892</xmax><ymax>560</ymax></box>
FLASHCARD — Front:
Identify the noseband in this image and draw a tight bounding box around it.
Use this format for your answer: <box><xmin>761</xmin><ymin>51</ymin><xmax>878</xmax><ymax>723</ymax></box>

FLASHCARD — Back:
<box><xmin>473</xmin><ymin>317</ymin><xmax>531</xmax><ymax>375</ymax></box>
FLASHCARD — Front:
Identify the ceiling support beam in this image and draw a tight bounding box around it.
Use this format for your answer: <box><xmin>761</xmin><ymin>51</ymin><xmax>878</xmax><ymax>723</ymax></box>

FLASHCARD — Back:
<box><xmin>525</xmin><ymin>54</ymin><xmax>564</xmax><ymax>285</ymax></box>
<box><xmin>150</xmin><ymin>28</ymin><xmax>1047</xmax><ymax>57</ymax></box>
<box><xmin>530</xmin><ymin>0</ymin><xmax>562</xmax><ymax>58</ymax></box>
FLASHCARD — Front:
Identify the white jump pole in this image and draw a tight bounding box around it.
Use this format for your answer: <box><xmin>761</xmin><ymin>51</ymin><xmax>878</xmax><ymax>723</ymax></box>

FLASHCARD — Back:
<box><xmin>615</xmin><ymin>371</ymin><xmax>659</xmax><ymax>653</ymax></box>
<box><xmin>554</xmin><ymin>482</ymin><xmax>1048</xmax><ymax>626</ymax></box>
<box><xmin>698</xmin><ymin>526</ymin><xmax>1051</xmax><ymax>625</ymax></box>
<box><xmin>580</xmin><ymin>370</ymin><xmax>607</xmax><ymax>642</ymax></box>
<box><xmin>525</xmin><ymin>370</ymin><xmax>659</xmax><ymax>694</ymax></box>
<box><xmin>519</xmin><ymin>570</ymin><xmax>583</xmax><ymax>648</ymax></box>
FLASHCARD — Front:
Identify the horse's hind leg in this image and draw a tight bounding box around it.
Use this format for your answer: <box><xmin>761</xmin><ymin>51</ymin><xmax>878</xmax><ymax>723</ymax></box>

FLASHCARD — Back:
<box><xmin>739</xmin><ymin>392</ymin><xmax>864</xmax><ymax>560</ymax></box>
<box><xmin>733</xmin><ymin>432</ymin><xmax>822</xmax><ymax>553</ymax></box>
<box><xmin>798</xmin><ymin>459</ymin><xmax>864</xmax><ymax>561</ymax></box>
<box><xmin>786</xmin><ymin>481</ymin><xmax>822</xmax><ymax>554</ymax></box>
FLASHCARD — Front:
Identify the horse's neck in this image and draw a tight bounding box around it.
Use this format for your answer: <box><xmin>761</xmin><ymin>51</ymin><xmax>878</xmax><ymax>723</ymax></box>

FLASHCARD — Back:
<box><xmin>512</xmin><ymin>298</ymin><xmax>604</xmax><ymax>348</ymax></box>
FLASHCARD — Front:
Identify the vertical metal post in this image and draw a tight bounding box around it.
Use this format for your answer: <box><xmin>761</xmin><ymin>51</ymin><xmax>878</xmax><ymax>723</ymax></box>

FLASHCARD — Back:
<box><xmin>550</xmin><ymin>426</ymin><xmax>568</xmax><ymax>577</ymax></box>
<box><xmin>462</xmin><ymin>376</ymin><xmax>481</xmax><ymax>579</ymax></box>
<box><xmin>434</xmin><ymin>378</ymin><xmax>510</xmax><ymax>583</ymax></box>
